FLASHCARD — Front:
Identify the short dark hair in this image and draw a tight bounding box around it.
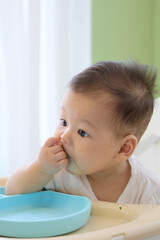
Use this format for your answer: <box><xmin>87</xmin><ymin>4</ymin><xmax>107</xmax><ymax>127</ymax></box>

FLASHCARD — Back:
<box><xmin>68</xmin><ymin>61</ymin><xmax>157</xmax><ymax>140</ymax></box>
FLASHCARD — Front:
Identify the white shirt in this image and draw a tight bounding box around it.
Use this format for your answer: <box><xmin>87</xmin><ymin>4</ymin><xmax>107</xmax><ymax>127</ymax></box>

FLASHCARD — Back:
<box><xmin>46</xmin><ymin>155</ymin><xmax>160</xmax><ymax>204</ymax></box>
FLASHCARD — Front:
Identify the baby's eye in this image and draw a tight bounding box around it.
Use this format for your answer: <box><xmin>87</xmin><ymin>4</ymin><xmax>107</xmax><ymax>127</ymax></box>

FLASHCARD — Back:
<box><xmin>60</xmin><ymin>119</ymin><xmax>67</xmax><ymax>127</ymax></box>
<box><xmin>78</xmin><ymin>129</ymin><xmax>88</xmax><ymax>137</ymax></box>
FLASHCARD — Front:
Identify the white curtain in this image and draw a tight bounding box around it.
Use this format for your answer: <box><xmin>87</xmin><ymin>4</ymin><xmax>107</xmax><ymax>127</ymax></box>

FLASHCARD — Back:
<box><xmin>0</xmin><ymin>0</ymin><xmax>91</xmax><ymax>176</ymax></box>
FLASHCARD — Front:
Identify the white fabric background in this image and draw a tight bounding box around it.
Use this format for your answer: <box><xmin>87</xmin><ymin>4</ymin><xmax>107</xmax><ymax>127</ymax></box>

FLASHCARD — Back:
<box><xmin>0</xmin><ymin>0</ymin><xmax>91</xmax><ymax>176</ymax></box>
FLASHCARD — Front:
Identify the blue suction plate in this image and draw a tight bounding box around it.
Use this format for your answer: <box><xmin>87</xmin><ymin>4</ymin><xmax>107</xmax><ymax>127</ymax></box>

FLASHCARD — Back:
<box><xmin>0</xmin><ymin>187</ymin><xmax>91</xmax><ymax>238</ymax></box>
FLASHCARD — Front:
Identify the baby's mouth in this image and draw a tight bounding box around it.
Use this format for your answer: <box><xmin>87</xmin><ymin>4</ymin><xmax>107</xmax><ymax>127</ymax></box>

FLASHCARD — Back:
<box><xmin>66</xmin><ymin>155</ymin><xmax>83</xmax><ymax>175</ymax></box>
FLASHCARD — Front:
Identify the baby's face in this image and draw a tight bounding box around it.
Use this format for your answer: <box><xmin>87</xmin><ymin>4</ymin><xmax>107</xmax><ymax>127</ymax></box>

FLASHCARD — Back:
<box><xmin>54</xmin><ymin>89</ymin><xmax>120</xmax><ymax>176</ymax></box>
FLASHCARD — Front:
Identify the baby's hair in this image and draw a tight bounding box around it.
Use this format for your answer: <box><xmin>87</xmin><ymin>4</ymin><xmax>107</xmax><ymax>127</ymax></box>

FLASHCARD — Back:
<box><xmin>68</xmin><ymin>61</ymin><xmax>157</xmax><ymax>140</ymax></box>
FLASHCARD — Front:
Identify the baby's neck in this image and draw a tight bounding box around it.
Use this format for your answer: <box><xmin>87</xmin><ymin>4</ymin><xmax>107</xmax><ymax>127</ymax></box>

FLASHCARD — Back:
<box><xmin>87</xmin><ymin>160</ymin><xmax>131</xmax><ymax>202</ymax></box>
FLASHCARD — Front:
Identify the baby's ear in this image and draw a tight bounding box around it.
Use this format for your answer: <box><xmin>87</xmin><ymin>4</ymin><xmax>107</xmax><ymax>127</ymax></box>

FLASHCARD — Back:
<box><xmin>117</xmin><ymin>135</ymin><xmax>137</xmax><ymax>162</ymax></box>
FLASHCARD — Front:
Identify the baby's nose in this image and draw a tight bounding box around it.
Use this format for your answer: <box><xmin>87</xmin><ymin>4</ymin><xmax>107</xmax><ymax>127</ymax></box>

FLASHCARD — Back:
<box><xmin>60</xmin><ymin>129</ymin><xmax>72</xmax><ymax>145</ymax></box>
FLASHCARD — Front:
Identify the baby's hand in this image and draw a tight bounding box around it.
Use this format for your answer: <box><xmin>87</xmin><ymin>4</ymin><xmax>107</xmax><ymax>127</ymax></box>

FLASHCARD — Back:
<box><xmin>36</xmin><ymin>137</ymin><xmax>68</xmax><ymax>175</ymax></box>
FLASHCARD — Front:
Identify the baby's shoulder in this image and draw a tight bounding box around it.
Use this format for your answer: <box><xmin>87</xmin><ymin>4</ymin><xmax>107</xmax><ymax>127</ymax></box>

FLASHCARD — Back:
<box><xmin>129</xmin><ymin>155</ymin><xmax>160</xmax><ymax>204</ymax></box>
<box><xmin>130</xmin><ymin>155</ymin><xmax>160</xmax><ymax>185</ymax></box>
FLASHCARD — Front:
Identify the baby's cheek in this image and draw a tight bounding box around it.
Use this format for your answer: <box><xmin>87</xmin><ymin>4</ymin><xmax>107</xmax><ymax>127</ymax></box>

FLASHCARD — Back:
<box><xmin>80</xmin><ymin>153</ymin><xmax>96</xmax><ymax>172</ymax></box>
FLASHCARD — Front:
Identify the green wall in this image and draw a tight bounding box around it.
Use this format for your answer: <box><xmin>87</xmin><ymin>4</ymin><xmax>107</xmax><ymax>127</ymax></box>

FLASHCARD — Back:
<box><xmin>92</xmin><ymin>0</ymin><xmax>160</xmax><ymax>95</ymax></box>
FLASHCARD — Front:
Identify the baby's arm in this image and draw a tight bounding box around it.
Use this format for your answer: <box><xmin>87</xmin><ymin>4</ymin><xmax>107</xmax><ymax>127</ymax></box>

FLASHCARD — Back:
<box><xmin>5</xmin><ymin>137</ymin><xmax>68</xmax><ymax>195</ymax></box>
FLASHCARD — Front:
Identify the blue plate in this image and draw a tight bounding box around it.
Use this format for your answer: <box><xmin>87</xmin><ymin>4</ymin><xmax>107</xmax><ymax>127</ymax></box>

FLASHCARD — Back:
<box><xmin>0</xmin><ymin>187</ymin><xmax>91</xmax><ymax>238</ymax></box>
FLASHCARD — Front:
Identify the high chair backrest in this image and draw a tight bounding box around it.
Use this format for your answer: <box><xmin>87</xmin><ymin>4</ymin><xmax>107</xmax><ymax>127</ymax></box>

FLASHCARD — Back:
<box><xmin>134</xmin><ymin>97</ymin><xmax>160</xmax><ymax>176</ymax></box>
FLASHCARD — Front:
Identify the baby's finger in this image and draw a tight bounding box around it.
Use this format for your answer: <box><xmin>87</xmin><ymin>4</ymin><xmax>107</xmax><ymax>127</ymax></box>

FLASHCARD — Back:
<box><xmin>56</xmin><ymin>158</ymin><xmax>68</xmax><ymax>168</ymax></box>
<box><xmin>55</xmin><ymin>151</ymin><xmax>67</xmax><ymax>162</ymax></box>
<box><xmin>44</xmin><ymin>137</ymin><xmax>59</xmax><ymax>147</ymax></box>
<box><xmin>58</xmin><ymin>141</ymin><xmax>63</xmax><ymax>146</ymax></box>
<box><xmin>51</xmin><ymin>145</ymin><xmax>64</xmax><ymax>154</ymax></box>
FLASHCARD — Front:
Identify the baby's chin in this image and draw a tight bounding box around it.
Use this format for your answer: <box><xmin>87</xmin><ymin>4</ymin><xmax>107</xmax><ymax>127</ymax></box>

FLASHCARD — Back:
<box><xmin>66</xmin><ymin>156</ymin><xmax>83</xmax><ymax>175</ymax></box>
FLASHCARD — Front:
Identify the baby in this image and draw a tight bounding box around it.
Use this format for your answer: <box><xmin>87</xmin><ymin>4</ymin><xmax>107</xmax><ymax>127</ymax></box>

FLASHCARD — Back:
<box><xmin>6</xmin><ymin>61</ymin><xmax>160</xmax><ymax>204</ymax></box>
